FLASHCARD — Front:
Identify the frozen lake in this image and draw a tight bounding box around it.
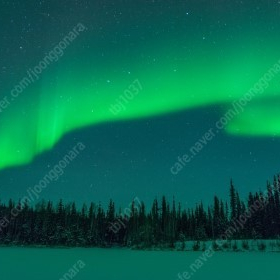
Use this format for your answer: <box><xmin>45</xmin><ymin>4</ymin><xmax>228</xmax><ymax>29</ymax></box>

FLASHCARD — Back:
<box><xmin>0</xmin><ymin>248</ymin><xmax>279</xmax><ymax>280</ymax></box>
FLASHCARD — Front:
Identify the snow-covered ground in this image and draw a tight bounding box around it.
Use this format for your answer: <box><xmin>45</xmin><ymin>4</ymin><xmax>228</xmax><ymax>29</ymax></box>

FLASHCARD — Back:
<box><xmin>0</xmin><ymin>247</ymin><xmax>279</xmax><ymax>280</ymax></box>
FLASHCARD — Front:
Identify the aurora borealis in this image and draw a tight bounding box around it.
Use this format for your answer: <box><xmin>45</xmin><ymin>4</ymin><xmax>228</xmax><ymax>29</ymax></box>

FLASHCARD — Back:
<box><xmin>1</xmin><ymin>0</ymin><xmax>280</xmax><ymax>204</ymax></box>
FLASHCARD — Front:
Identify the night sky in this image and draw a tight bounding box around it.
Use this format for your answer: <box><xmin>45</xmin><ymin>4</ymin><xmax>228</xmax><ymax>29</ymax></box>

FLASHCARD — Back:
<box><xmin>0</xmin><ymin>0</ymin><xmax>280</xmax><ymax>207</ymax></box>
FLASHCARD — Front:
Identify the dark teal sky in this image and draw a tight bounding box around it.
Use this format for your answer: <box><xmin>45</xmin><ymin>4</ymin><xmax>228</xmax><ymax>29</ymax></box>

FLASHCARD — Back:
<box><xmin>1</xmin><ymin>107</ymin><xmax>279</xmax><ymax>207</ymax></box>
<box><xmin>0</xmin><ymin>0</ymin><xmax>280</xmax><ymax>207</ymax></box>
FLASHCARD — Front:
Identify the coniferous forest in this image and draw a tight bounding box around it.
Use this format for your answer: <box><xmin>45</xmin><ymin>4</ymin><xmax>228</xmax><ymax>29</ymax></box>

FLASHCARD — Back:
<box><xmin>0</xmin><ymin>175</ymin><xmax>280</xmax><ymax>249</ymax></box>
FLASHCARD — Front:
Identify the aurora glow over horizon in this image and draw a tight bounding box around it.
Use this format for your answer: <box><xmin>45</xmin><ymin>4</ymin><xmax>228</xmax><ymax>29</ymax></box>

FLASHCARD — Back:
<box><xmin>1</xmin><ymin>0</ymin><xmax>280</xmax><ymax>205</ymax></box>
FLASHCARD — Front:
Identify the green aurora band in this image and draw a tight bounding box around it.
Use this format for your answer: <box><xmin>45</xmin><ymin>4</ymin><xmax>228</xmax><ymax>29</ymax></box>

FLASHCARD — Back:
<box><xmin>1</xmin><ymin>33</ymin><xmax>280</xmax><ymax>170</ymax></box>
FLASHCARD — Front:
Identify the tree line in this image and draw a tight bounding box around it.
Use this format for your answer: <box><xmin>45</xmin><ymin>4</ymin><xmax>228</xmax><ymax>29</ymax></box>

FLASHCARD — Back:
<box><xmin>0</xmin><ymin>175</ymin><xmax>280</xmax><ymax>248</ymax></box>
